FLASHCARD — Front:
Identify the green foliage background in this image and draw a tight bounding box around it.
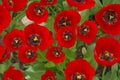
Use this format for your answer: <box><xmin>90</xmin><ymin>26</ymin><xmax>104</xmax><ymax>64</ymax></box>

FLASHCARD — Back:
<box><xmin>0</xmin><ymin>0</ymin><xmax>120</xmax><ymax>80</ymax></box>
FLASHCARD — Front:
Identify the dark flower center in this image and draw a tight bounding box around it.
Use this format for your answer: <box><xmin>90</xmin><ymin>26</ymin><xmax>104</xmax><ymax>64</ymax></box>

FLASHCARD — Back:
<box><xmin>12</xmin><ymin>38</ymin><xmax>22</xmax><ymax>48</ymax></box>
<box><xmin>53</xmin><ymin>49</ymin><xmax>61</xmax><ymax>57</ymax></box>
<box><xmin>8</xmin><ymin>0</ymin><xmax>13</xmax><ymax>6</ymax></box>
<box><xmin>79</xmin><ymin>25</ymin><xmax>89</xmax><ymax>35</ymax></box>
<box><xmin>58</xmin><ymin>17</ymin><xmax>71</xmax><ymax>28</ymax></box>
<box><xmin>26</xmin><ymin>50</ymin><xmax>35</xmax><ymax>59</ymax></box>
<box><xmin>46</xmin><ymin>77</ymin><xmax>53</xmax><ymax>80</ymax></box>
<box><xmin>72</xmin><ymin>73</ymin><xmax>86</xmax><ymax>80</ymax></box>
<box><xmin>35</xmin><ymin>6</ymin><xmax>44</xmax><ymax>15</ymax></box>
<box><xmin>103</xmin><ymin>10</ymin><xmax>117</xmax><ymax>24</ymax></box>
<box><xmin>100</xmin><ymin>51</ymin><xmax>114</xmax><ymax>61</ymax></box>
<box><xmin>63</xmin><ymin>32</ymin><xmax>72</xmax><ymax>41</ymax></box>
<box><xmin>74</xmin><ymin>0</ymin><xmax>85</xmax><ymax>3</ymax></box>
<box><xmin>28</xmin><ymin>34</ymin><xmax>41</xmax><ymax>46</ymax></box>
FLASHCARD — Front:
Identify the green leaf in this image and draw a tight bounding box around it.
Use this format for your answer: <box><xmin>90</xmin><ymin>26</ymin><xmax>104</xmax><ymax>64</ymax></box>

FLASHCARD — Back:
<box><xmin>89</xmin><ymin>0</ymin><xmax>102</xmax><ymax>15</ymax></box>
<box><xmin>26</xmin><ymin>66</ymin><xmax>34</xmax><ymax>72</ymax></box>
<box><xmin>6</xmin><ymin>11</ymin><xmax>25</xmax><ymax>32</ymax></box>
<box><xmin>110</xmin><ymin>64</ymin><xmax>119</xmax><ymax>80</ymax></box>
<box><xmin>118</xmin><ymin>69</ymin><xmax>120</xmax><ymax>79</ymax></box>
<box><xmin>85</xmin><ymin>44</ymin><xmax>98</xmax><ymax>70</ymax></box>
<box><xmin>95</xmin><ymin>0</ymin><xmax>103</xmax><ymax>7</ymax></box>
<box><xmin>56</xmin><ymin>72</ymin><xmax>65</xmax><ymax>80</ymax></box>
<box><xmin>45</xmin><ymin>16</ymin><xmax>55</xmax><ymax>32</ymax></box>
<box><xmin>93</xmin><ymin>76</ymin><xmax>99</xmax><ymax>80</ymax></box>
<box><xmin>63</xmin><ymin>48</ymin><xmax>75</xmax><ymax>60</ymax></box>
<box><xmin>112</xmin><ymin>64</ymin><xmax>118</xmax><ymax>72</ymax></box>
<box><xmin>114</xmin><ymin>0</ymin><xmax>120</xmax><ymax>3</ymax></box>
<box><xmin>103</xmin><ymin>0</ymin><xmax>113</xmax><ymax>5</ymax></box>
<box><xmin>25</xmin><ymin>71</ymin><xmax>44</xmax><ymax>80</ymax></box>
<box><xmin>0</xmin><ymin>0</ymin><xmax>2</xmax><ymax>4</ymax></box>
<box><xmin>0</xmin><ymin>64</ymin><xmax>7</xmax><ymax>74</ymax></box>
<box><xmin>0</xmin><ymin>60</ymin><xmax>10</xmax><ymax>74</ymax></box>
<box><xmin>32</xmin><ymin>62</ymin><xmax>46</xmax><ymax>71</ymax></box>
<box><xmin>76</xmin><ymin>39</ymin><xmax>84</xmax><ymax>47</ymax></box>
<box><xmin>103</xmin><ymin>0</ymin><xmax>120</xmax><ymax>5</ymax></box>
<box><xmin>80</xmin><ymin>10</ymin><xmax>90</xmax><ymax>24</ymax></box>
<box><xmin>103</xmin><ymin>64</ymin><xmax>119</xmax><ymax>80</ymax></box>
<box><xmin>103</xmin><ymin>71</ymin><xmax>111</xmax><ymax>80</ymax></box>
<box><xmin>44</xmin><ymin>62</ymin><xmax>56</xmax><ymax>68</ymax></box>
<box><xmin>37</xmin><ymin>49</ymin><xmax>48</xmax><ymax>62</ymax></box>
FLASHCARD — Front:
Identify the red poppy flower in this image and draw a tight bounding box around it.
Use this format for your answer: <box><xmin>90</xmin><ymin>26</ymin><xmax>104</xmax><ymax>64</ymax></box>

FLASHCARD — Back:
<box><xmin>18</xmin><ymin>45</ymin><xmax>37</xmax><ymax>64</ymax></box>
<box><xmin>95</xmin><ymin>4</ymin><xmax>120</xmax><ymax>35</ymax></box>
<box><xmin>64</xmin><ymin>59</ymin><xmax>95</xmax><ymax>80</ymax></box>
<box><xmin>24</xmin><ymin>24</ymin><xmax>53</xmax><ymax>51</ymax></box>
<box><xmin>0</xmin><ymin>45</ymin><xmax>10</xmax><ymax>62</ymax></box>
<box><xmin>40</xmin><ymin>0</ymin><xmax>57</xmax><ymax>6</ymax></box>
<box><xmin>55</xmin><ymin>27</ymin><xmax>76</xmax><ymax>48</ymax></box>
<box><xmin>46</xmin><ymin>46</ymin><xmax>65</xmax><ymax>64</ymax></box>
<box><xmin>2</xmin><ymin>0</ymin><xmax>27</xmax><ymax>11</ymax></box>
<box><xmin>2</xmin><ymin>66</ymin><xmax>26</xmax><ymax>80</ymax></box>
<box><xmin>54</xmin><ymin>10</ymin><xmax>81</xmax><ymax>31</ymax></box>
<box><xmin>26</xmin><ymin>2</ymin><xmax>48</xmax><ymax>24</ymax></box>
<box><xmin>3</xmin><ymin>29</ymin><xmax>25</xmax><ymax>51</ymax></box>
<box><xmin>0</xmin><ymin>4</ymin><xmax>11</xmax><ymax>33</ymax></box>
<box><xmin>41</xmin><ymin>69</ymin><xmax>56</xmax><ymax>80</ymax></box>
<box><xmin>94</xmin><ymin>37</ymin><xmax>120</xmax><ymax>66</ymax></box>
<box><xmin>77</xmin><ymin>20</ymin><xmax>98</xmax><ymax>43</ymax></box>
<box><xmin>66</xmin><ymin>0</ymin><xmax>95</xmax><ymax>11</ymax></box>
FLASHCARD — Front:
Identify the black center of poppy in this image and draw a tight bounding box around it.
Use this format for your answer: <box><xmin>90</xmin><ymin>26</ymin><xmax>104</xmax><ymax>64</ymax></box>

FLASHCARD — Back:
<box><xmin>58</xmin><ymin>17</ymin><xmax>71</xmax><ymax>28</ymax></box>
<box><xmin>26</xmin><ymin>50</ymin><xmax>35</xmax><ymax>59</ymax></box>
<box><xmin>79</xmin><ymin>26</ymin><xmax>89</xmax><ymax>35</ymax></box>
<box><xmin>100</xmin><ymin>51</ymin><xmax>114</xmax><ymax>61</ymax></box>
<box><xmin>28</xmin><ymin>34</ymin><xmax>41</xmax><ymax>46</ymax></box>
<box><xmin>72</xmin><ymin>73</ymin><xmax>86</xmax><ymax>80</ymax></box>
<box><xmin>8</xmin><ymin>0</ymin><xmax>13</xmax><ymax>6</ymax></box>
<box><xmin>74</xmin><ymin>0</ymin><xmax>85</xmax><ymax>3</ymax></box>
<box><xmin>46</xmin><ymin>77</ymin><xmax>53</xmax><ymax>80</ymax></box>
<box><xmin>103</xmin><ymin>10</ymin><xmax>117</xmax><ymax>24</ymax></box>
<box><xmin>53</xmin><ymin>49</ymin><xmax>61</xmax><ymax>57</ymax></box>
<box><xmin>35</xmin><ymin>6</ymin><xmax>44</xmax><ymax>15</ymax></box>
<box><xmin>12</xmin><ymin>38</ymin><xmax>22</xmax><ymax>48</ymax></box>
<box><xmin>63</xmin><ymin>32</ymin><xmax>72</xmax><ymax>41</ymax></box>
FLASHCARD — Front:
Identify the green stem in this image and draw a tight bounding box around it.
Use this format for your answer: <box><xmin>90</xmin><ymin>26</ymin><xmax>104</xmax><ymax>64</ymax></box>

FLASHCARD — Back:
<box><xmin>102</xmin><ymin>66</ymin><xmax>107</xmax><ymax>80</ymax></box>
